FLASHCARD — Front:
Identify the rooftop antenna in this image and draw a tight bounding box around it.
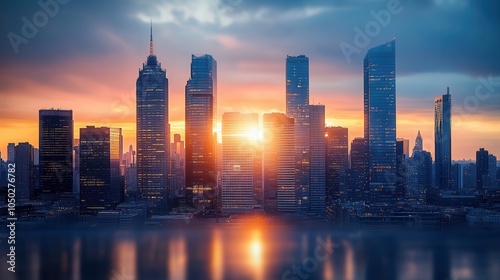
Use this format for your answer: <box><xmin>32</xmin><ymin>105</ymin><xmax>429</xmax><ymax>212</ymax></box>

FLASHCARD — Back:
<box><xmin>149</xmin><ymin>20</ymin><xmax>153</xmax><ymax>55</ymax></box>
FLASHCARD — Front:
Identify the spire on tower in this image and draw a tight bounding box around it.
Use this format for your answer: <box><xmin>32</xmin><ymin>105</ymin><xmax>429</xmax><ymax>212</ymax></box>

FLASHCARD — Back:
<box><xmin>149</xmin><ymin>20</ymin><xmax>153</xmax><ymax>56</ymax></box>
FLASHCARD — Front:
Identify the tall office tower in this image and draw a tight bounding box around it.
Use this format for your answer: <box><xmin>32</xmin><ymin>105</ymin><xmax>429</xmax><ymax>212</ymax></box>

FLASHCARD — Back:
<box><xmin>263</xmin><ymin>113</ymin><xmax>295</xmax><ymax>214</ymax></box>
<box><xmin>309</xmin><ymin>105</ymin><xmax>326</xmax><ymax>215</ymax></box>
<box><xmin>451</xmin><ymin>163</ymin><xmax>463</xmax><ymax>190</ymax></box>
<box><xmin>412</xmin><ymin>151</ymin><xmax>432</xmax><ymax>204</ymax></box>
<box><xmin>397</xmin><ymin>138</ymin><xmax>410</xmax><ymax>159</ymax></box>
<box><xmin>395</xmin><ymin>139</ymin><xmax>407</xmax><ymax>199</ymax></box>
<box><xmin>463</xmin><ymin>163</ymin><xmax>477</xmax><ymax>189</ymax></box>
<box><xmin>15</xmin><ymin>142</ymin><xmax>34</xmax><ymax>201</ymax></box>
<box><xmin>39</xmin><ymin>109</ymin><xmax>73</xmax><ymax>198</ymax></box>
<box><xmin>170</xmin><ymin>134</ymin><xmax>186</xmax><ymax>196</ymax></box>
<box><xmin>325</xmin><ymin>126</ymin><xmax>348</xmax><ymax>205</ymax></box>
<box><xmin>136</xmin><ymin>25</ymin><xmax>170</xmax><ymax>215</ymax></box>
<box><xmin>476</xmin><ymin>148</ymin><xmax>489</xmax><ymax>190</ymax></box>
<box><xmin>488</xmin><ymin>154</ymin><xmax>498</xmax><ymax>187</ymax></box>
<box><xmin>434</xmin><ymin>87</ymin><xmax>452</xmax><ymax>190</ymax></box>
<box><xmin>345</xmin><ymin>137</ymin><xmax>368</xmax><ymax>201</ymax></box>
<box><xmin>286</xmin><ymin>55</ymin><xmax>310</xmax><ymax>211</ymax></box>
<box><xmin>7</xmin><ymin>143</ymin><xmax>15</xmax><ymax>162</ymax></box>
<box><xmin>412</xmin><ymin>130</ymin><xmax>423</xmax><ymax>156</ymax></box>
<box><xmin>364</xmin><ymin>40</ymin><xmax>396</xmax><ymax>202</ymax></box>
<box><xmin>221</xmin><ymin>112</ymin><xmax>258</xmax><ymax>212</ymax></box>
<box><xmin>79</xmin><ymin>126</ymin><xmax>122</xmax><ymax>216</ymax></box>
<box><xmin>73</xmin><ymin>139</ymin><xmax>80</xmax><ymax>197</ymax></box>
<box><xmin>185</xmin><ymin>54</ymin><xmax>217</xmax><ymax>210</ymax></box>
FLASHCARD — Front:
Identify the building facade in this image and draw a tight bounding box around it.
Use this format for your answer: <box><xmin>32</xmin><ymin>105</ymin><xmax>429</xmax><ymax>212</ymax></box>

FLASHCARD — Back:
<box><xmin>434</xmin><ymin>87</ymin><xmax>452</xmax><ymax>190</ymax></box>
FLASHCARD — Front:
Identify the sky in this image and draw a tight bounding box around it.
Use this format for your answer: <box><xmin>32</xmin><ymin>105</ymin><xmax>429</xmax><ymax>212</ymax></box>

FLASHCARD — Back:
<box><xmin>0</xmin><ymin>0</ymin><xmax>499</xmax><ymax>160</ymax></box>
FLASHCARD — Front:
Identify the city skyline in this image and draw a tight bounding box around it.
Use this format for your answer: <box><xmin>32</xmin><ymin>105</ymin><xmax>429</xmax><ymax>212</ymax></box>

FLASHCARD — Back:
<box><xmin>1</xmin><ymin>1</ymin><xmax>500</xmax><ymax>161</ymax></box>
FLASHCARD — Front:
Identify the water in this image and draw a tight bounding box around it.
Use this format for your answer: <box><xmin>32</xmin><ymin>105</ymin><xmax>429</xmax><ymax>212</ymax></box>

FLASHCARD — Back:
<box><xmin>1</xmin><ymin>224</ymin><xmax>499</xmax><ymax>280</ymax></box>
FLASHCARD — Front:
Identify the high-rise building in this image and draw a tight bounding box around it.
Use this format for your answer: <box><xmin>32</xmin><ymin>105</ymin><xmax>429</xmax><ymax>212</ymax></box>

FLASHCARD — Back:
<box><xmin>79</xmin><ymin>126</ymin><xmax>123</xmax><ymax>216</ymax></box>
<box><xmin>286</xmin><ymin>55</ymin><xmax>310</xmax><ymax>212</ymax></box>
<box><xmin>363</xmin><ymin>40</ymin><xmax>396</xmax><ymax>203</ymax></box>
<box><xmin>412</xmin><ymin>130</ymin><xmax>423</xmax><ymax>156</ymax></box>
<box><xmin>309</xmin><ymin>105</ymin><xmax>326</xmax><ymax>215</ymax></box>
<box><xmin>435</xmin><ymin>87</ymin><xmax>452</xmax><ymax>190</ymax></box>
<box><xmin>39</xmin><ymin>109</ymin><xmax>73</xmax><ymax>198</ymax></box>
<box><xmin>411</xmin><ymin>151</ymin><xmax>432</xmax><ymax>204</ymax></box>
<box><xmin>14</xmin><ymin>142</ymin><xmax>34</xmax><ymax>201</ymax></box>
<box><xmin>7</xmin><ymin>143</ymin><xmax>15</xmax><ymax>162</ymax></box>
<box><xmin>397</xmin><ymin>138</ymin><xmax>410</xmax><ymax>159</ymax></box>
<box><xmin>136</xmin><ymin>24</ymin><xmax>170</xmax><ymax>215</ymax></box>
<box><xmin>73</xmin><ymin>139</ymin><xmax>80</xmax><ymax>197</ymax></box>
<box><xmin>185</xmin><ymin>54</ymin><xmax>217</xmax><ymax>210</ymax></box>
<box><xmin>325</xmin><ymin>126</ymin><xmax>348</xmax><ymax>205</ymax></box>
<box><xmin>170</xmin><ymin>134</ymin><xmax>185</xmax><ymax>196</ymax></box>
<box><xmin>396</xmin><ymin>139</ymin><xmax>407</xmax><ymax>199</ymax></box>
<box><xmin>344</xmin><ymin>137</ymin><xmax>368</xmax><ymax>202</ymax></box>
<box><xmin>476</xmin><ymin>148</ymin><xmax>489</xmax><ymax>190</ymax></box>
<box><xmin>488</xmin><ymin>154</ymin><xmax>498</xmax><ymax>187</ymax></box>
<box><xmin>221</xmin><ymin>112</ymin><xmax>258</xmax><ymax>212</ymax></box>
<box><xmin>262</xmin><ymin>113</ymin><xmax>295</xmax><ymax>214</ymax></box>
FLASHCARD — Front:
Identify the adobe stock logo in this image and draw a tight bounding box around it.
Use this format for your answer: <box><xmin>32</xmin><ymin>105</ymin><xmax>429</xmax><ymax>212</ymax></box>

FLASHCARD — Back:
<box><xmin>7</xmin><ymin>0</ymin><xmax>71</xmax><ymax>54</ymax></box>
<box><xmin>339</xmin><ymin>0</ymin><xmax>408</xmax><ymax>63</ymax></box>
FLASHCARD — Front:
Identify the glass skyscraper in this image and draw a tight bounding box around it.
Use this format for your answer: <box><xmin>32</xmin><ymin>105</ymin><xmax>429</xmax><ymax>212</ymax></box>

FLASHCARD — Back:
<box><xmin>79</xmin><ymin>126</ymin><xmax>122</xmax><ymax>216</ymax></box>
<box><xmin>434</xmin><ymin>87</ymin><xmax>452</xmax><ymax>190</ymax></box>
<box><xmin>221</xmin><ymin>112</ymin><xmax>258</xmax><ymax>212</ymax></box>
<box><xmin>39</xmin><ymin>109</ymin><xmax>73</xmax><ymax>198</ymax></box>
<box><xmin>185</xmin><ymin>54</ymin><xmax>217</xmax><ymax>210</ymax></box>
<box><xmin>363</xmin><ymin>40</ymin><xmax>397</xmax><ymax>202</ymax></box>
<box><xmin>263</xmin><ymin>113</ymin><xmax>295</xmax><ymax>214</ymax></box>
<box><xmin>325</xmin><ymin>126</ymin><xmax>348</xmax><ymax>204</ymax></box>
<box><xmin>136</xmin><ymin>25</ymin><xmax>169</xmax><ymax>215</ymax></box>
<box><xmin>286</xmin><ymin>55</ymin><xmax>310</xmax><ymax>212</ymax></box>
<box><xmin>309</xmin><ymin>104</ymin><xmax>325</xmax><ymax>215</ymax></box>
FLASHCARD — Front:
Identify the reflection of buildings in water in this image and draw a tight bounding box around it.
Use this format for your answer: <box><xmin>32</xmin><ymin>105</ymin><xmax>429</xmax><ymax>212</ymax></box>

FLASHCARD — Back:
<box><xmin>111</xmin><ymin>239</ymin><xmax>137</xmax><ymax>280</ymax></box>
<box><xmin>211</xmin><ymin>229</ymin><xmax>224</xmax><ymax>280</ymax></box>
<box><xmin>168</xmin><ymin>235</ymin><xmax>187</xmax><ymax>280</ymax></box>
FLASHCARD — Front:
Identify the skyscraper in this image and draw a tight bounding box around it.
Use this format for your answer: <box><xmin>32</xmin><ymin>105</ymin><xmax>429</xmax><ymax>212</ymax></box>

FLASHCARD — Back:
<box><xmin>363</xmin><ymin>40</ymin><xmax>396</xmax><ymax>202</ymax></box>
<box><xmin>14</xmin><ymin>142</ymin><xmax>34</xmax><ymax>201</ymax></box>
<box><xmin>345</xmin><ymin>137</ymin><xmax>368</xmax><ymax>202</ymax></box>
<box><xmin>434</xmin><ymin>87</ymin><xmax>452</xmax><ymax>190</ymax></box>
<box><xmin>79</xmin><ymin>126</ymin><xmax>122</xmax><ymax>216</ymax></box>
<box><xmin>309</xmin><ymin>105</ymin><xmax>326</xmax><ymax>215</ymax></box>
<box><xmin>412</xmin><ymin>130</ymin><xmax>423</xmax><ymax>156</ymax></box>
<box><xmin>286</xmin><ymin>55</ymin><xmax>310</xmax><ymax>212</ymax></box>
<box><xmin>396</xmin><ymin>139</ymin><xmax>407</xmax><ymax>199</ymax></box>
<box><xmin>7</xmin><ymin>143</ymin><xmax>15</xmax><ymax>162</ymax></box>
<box><xmin>476</xmin><ymin>148</ymin><xmax>489</xmax><ymax>190</ymax></box>
<box><xmin>136</xmin><ymin>24</ymin><xmax>169</xmax><ymax>215</ymax></box>
<box><xmin>185</xmin><ymin>54</ymin><xmax>217</xmax><ymax>210</ymax></box>
<box><xmin>221</xmin><ymin>112</ymin><xmax>258</xmax><ymax>212</ymax></box>
<box><xmin>411</xmin><ymin>151</ymin><xmax>432</xmax><ymax>204</ymax></box>
<box><xmin>325</xmin><ymin>126</ymin><xmax>348</xmax><ymax>205</ymax></box>
<box><xmin>170</xmin><ymin>134</ymin><xmax>185</xmax><ymax>196</ymax></box>
<box><xmin>397</xmin><ymin>138</ymin><xmax>410</xmax><ymax>159</ymax></box>
<box><xmin>263</xmin><ymin>113</ymin><xmax>295</xmax><ymax>214</ymax></box>
<box><xmin>39</xmin><ymin>109</ymin><xmax>73</xmax><ymax>198</ymax></box>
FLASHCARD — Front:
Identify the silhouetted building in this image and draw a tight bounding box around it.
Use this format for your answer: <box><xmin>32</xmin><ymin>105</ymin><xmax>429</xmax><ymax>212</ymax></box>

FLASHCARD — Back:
<box><xmin>489</xmin><ymin>154</ymin><xmax>498</xmax><ymax>187</ymax></box>
<box><xmin>451</xmin><ymin>163</ymin><xmax>463</xmax><ymax>190</ymax></box>
<box><xmin>14</xmin><ymin>142</ymin><xmax>35</xmax><ymax>201</ymax></box>
<box><xmin>435</xmin><ymin>87</ymin><xmax>452</xmax><ymax>190</ymax></box>
<box><xmin>412</xmin><ymin>151</ymin><xmax>432</xmax><ymax>204</ymax></box>
<box><xmin>286</xmin><ymin>55</ymin><xmax>310</xmax><ymax>212</ymax></box>
<box><xmin>397</xmin><ymin>138</ymin><xmax>410</xmax><ymax>159</ymax></box>
<box><xmin>136</xmin><ymin>25</ymin><xmax>170</xmax><ymax>215</ymax></box>
<box><xmin>39</xmin><ymin>109</ymin><xmax>73</xmax><ymax>198</ymax></box>
<box><xmin>79</xmin><ymin>126</ymin><xmax>123</xmax><ymax>216</ymax></box>
<box><xmin>185</xmin><ymin>54</ymin><xmax>217</xmax><ymax>210</ymax></box>
<box><xmin>221</xmin><ymin>112</ymin><xmax>258</xmax><ymax>212</ymax></box>
<box><xmin>309</xmin><ymin>105</ymin><xmax>325</xmax><ymax>215</ymax></box>
<box><xmin>170</xmin><ymin>134</ymin><xmax>185</xmax><ymax>197</ymax></box>
<box><xmin>476</xmin><ymin>148</ymin><xmax>489</xmax><ymax>190</ymax></box>
<box><xmin>396</xmin><ymin>139</ymin><xmax>407</xmax><ymax>199</ymax></box>
<box><xmin>263</xmin><ymin>113</ymin><xmax>295</xmax><ymax>214</ymax></box>
<box><xmin>325</xmin><ymin>126</ymin><xmax>348</xmax><ymax>205</ymax></box>
<box><xmin>463</xmin><ymin>163</ymin><xmax>477</xmax><ymax>189</ymax></box>
<box><xmin>364</xmin><ymin>40</ymin><xmax>396</xmax><ymax>203</ymax></box>
<box><xmin>412</xmin><ymin>130</ymin><xmax>423</xmax><ymax>156</ymax></box>
<box><xmin>344</xmin><ymin>137</ymin><xmax>368</xmax><ymax>202</ymax></box>
<box><xmin>7</xmin><ymin>143</ymin><xmax>15</xmax><ymax>162</ymax></box>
